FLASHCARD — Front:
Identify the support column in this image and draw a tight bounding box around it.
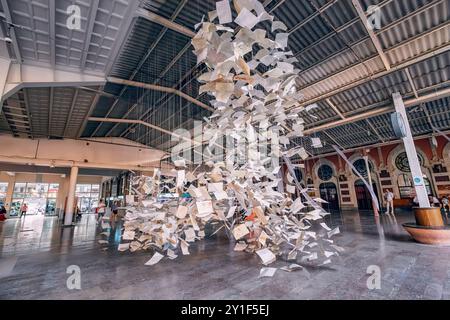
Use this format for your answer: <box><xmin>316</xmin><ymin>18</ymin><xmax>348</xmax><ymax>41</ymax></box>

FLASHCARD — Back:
<box><xmin>392</xmin><ymin>93</ymin><xmax>430</xmax><ymax>208</ymax></box>
<box><xmin>364</xmin><ymin>154</ymin><xmax>379</xmax><ymax>216</ymax></box>
<box><xmin>5</xmin><ymin>175</ymin><xmax>15</xmax><ymax>216</ymax></box>
<box><xmin>64</xmin><ymin>166</ymin><xmax>78</xmax><ymax>226</ymax></box>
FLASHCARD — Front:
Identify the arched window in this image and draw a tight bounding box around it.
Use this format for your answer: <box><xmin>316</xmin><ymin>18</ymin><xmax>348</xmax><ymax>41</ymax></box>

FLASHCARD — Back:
<box><xmin>395</xmin><ymin>152</ymin><xmax>425</xmax><ymax>172</ymax></box>
<box><xmin>352</xmin><ymin>159</ymin><xmax>373</xmax><ymax>177</ymax></box>
<box><xmin>318</xmin><ymin>164</ymin><xmax>333</xmax><ymax>181</ymax></box>
<box><xmin>294</xmin><ymin>168</ymin><xmax>303</xmax><ymax>182</ymax></box>
<box><xmin>397</xmin><ymin>174</ymin><xmax>433</xmax><ymax>198</ymax></box>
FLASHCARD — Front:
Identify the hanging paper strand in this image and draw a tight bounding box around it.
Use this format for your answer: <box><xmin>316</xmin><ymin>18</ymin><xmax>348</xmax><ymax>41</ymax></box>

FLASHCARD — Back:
<box><xmin>332</xmin><ymin>145</ymin><xmax>380</xmax><ymax>210</ymax></box>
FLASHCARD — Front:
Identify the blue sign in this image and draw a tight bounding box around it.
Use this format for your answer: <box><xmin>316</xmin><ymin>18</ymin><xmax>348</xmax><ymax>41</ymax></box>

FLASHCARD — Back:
<box><xmin>413</xmin><ymin>176</ymin><xmax>423</xmax><ymax>186</ymax></box>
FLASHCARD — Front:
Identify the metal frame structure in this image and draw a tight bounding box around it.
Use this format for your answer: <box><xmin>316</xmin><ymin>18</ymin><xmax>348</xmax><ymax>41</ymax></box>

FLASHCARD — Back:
<box><xmin>0</xmin><ymin>0</ymin><xmax>447</xmax><ymax>157</ymax></box>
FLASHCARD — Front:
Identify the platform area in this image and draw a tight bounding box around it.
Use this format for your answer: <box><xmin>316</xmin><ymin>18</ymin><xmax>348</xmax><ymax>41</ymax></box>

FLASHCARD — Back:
<box><xmin>1</xmin><ymin>210</ymin><xmax>450</xmax><ymax>300</ymax></box>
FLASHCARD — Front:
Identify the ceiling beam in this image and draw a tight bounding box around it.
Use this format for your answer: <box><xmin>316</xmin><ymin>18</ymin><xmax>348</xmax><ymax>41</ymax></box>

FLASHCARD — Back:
<box><xmin>107</xmin><ymin>77</ymin><xmax>213</xmax><ymax>112</ymax></box>
<box><xmin>77</xmin><ymin>92</ymin><xmax>100</xmax><ymax>138</ymax></box>
<box><xmin>48</xmin><ymin>0</ymin><xmax>56</xmax><ymax>67</ymax></box>
<box><xmin>48</xmin><ymin>87</ymin><xmax>53</xmax><ymax>136</ymax></box>
<box><xmin>303</xmin><ymin>86</ymin><xmax>450</xmax><ymax>135</ymax></box>
<box><xmin>325</xmin><ymin>98</ymin><xmax>345</xmax><ymax>119</ymax></box>
<box><xmin>22</xmin><ymin>89</ymin><xmax>32</xmax><ymax>138</ymax></box>
<box><xmin>63</xmin><ymin>89</ymin><xmax>79</xmax><ymax>136</ymax></box>
<box><xmin>351</xmin><ymin>0</ymin><xmax>390</xmax><ymax>71</ymax></box>
<box><xmin>135</xmin><ymin>7</ymin><xmax>195</xmax><ymax>38</ymax></box>
<box><xmin>404</xmin><ymin>67</ymin><xmax>419</xmax><ymax>98</ymax></box>
<box><xmin>322</xmin><ymin>130</ymin><xmax>345</xmax><ymax>150</ymax></box>
<box><xmin>104</xmin><ymin>0</ymin><xmax>140</xmax><ymax>75</ymax></box>
<box><xmin>365</xmin><ymin>118</ymin><xmax>385</xmax><ymax>143</ymax></box>
<box><xmin>2</xmin><ymin>63</ymin><xmax>106</xmax><ymax>101</ymax></box>
<box><xmin>289</xmin><ymin>0</ymin><xmax>338</xmax><ymax>35</ymax></box>
<box><xmin>80</xmin><ymin>0</ymin><xmax>99</xmax><ymax>71</ymax></box>
<box><xmin>96</xmin><ymin>0</ymin><xmax>189</xmax><ymax>138</ymax></box>
<box><xmin>307</xmin><ymin>129</ymin><xmax>450</xmax><ymax>160</ymax></box>
<box><xmin>0</xmin><ymin>0</ymin><xmax>21</xmax><ymax>62</ymax></box>
<box><xmin>290</xmin><ymin>41</ymin><xmax>450</xmax><ymax>112</ymax></box>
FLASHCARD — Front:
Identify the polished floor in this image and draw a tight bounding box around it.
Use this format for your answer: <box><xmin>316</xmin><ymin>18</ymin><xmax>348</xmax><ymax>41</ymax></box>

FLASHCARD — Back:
<box><xmin>0</xmin><ymin>209</ymin><xmax>450</xmax><ymax>300</ymax></box>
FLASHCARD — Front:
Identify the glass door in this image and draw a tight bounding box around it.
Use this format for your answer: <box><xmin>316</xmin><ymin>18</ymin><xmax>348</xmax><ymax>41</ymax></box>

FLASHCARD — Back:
<box><xmin>0</xmin><ymin>182</ymin><xmax>7</xmax><ymax>206</ymax></box>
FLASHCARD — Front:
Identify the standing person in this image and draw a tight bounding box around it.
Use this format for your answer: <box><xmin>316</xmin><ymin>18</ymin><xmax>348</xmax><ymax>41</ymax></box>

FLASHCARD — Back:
<box><xmin>441</xmin><ymin>195</ymin><xmax>449</xmax><ymax>217</ymax></box>
<box><xmin>429</xmin><ymin>195</ymin><xmax>440</xmax><ymax>207</ymax></box>
<box><xmin>96</xmin><ymin>199</ymin><xmax>106</xmax><ymax>224</ymax></box>
<box><xmin>384</xmin><ymin>189</ymin><xmax>394</xmax><ymax>215</ymax></box>
<box><xmin>110</xmin><ymin>201</ymin><xmax>118</xmax><ymax>223</ymax></box>
<box><xmin>20</xmin><ymin>203</ymin><xmax>28</xmax><ymax>218</ymax></box>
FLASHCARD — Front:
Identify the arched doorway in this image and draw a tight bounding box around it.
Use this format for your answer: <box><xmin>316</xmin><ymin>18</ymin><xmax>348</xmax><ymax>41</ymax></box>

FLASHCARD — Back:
<box><xmin>354</xmin><ymin>179</ymin><xmax>379</xmax><ymax>211</ymax></box>
<box><xmin>319</xmin><ymin>182</ymin><xmax>339</xmax><ymax>211</ymax></box>
<box><xmin>394</xmin><ymin>151</ymin><xmax>435</xmax><ymax>198</ymax></box>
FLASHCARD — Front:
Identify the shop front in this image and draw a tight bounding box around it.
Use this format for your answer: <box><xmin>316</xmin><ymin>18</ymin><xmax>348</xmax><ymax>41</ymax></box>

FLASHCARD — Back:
<box><xmin>9</xmin><ymin>183</ymin><xmax>59</xmax><ymax>216</ymax></box>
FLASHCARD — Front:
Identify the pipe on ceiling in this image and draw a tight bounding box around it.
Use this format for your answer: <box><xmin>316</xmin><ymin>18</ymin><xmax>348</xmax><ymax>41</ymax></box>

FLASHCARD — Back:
<box><xmin>106</xmin><ymin>77</ymin><xmax>214</xmax><ymax>113</ymax></box>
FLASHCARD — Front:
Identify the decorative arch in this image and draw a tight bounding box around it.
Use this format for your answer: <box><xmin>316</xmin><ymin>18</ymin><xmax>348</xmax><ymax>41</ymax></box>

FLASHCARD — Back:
<box><xmin>345</xmin><ymin>153</ymin><xmax>378</xmax><ymax>177</ymax></box>
<box><xmin>313</xmin><ymin>158</ymin><xmax>338</xmax><ymax>182</ymax></box>
<box><xmin>443</xmin><ymin>141</ymin><xmax>450</xmax><ymax>162</ymax></box>
<box><xmin>387</xmin><ymin>144</ymin><xmax>435</xmax><ymax>198</ymax></box>
<box><xmin>387</xmin><ymin>144</ymin><xmax>430</xmax><ymax>172</ymax></box>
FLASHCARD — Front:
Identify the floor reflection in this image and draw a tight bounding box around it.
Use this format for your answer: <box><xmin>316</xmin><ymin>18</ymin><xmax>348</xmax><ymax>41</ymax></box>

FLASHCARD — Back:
<box><xmin>0</xmin><ymin>209</ymin><xmax>422</xmax><ymax>257</ymax></box>
<box><xmin>1</xmin><ymin>209</ymin><xmax>450</xmax><ymax>299</ymax></box>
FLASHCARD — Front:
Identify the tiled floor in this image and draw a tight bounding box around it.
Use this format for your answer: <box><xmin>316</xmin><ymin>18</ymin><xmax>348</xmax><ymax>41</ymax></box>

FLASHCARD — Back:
<box><xmin>0</xmin><ymin>210</ymin><xmax>450</xmax><ymax>299</ymax></box>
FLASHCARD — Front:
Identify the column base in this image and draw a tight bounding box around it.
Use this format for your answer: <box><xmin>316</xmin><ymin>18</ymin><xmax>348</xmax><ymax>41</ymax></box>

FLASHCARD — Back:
<box><xmin>403</xmin><ymin>207</ymin><xmax>450</xmax><ymax>245</ymax></box>
<box><xmin>414</xmin><ymin>207</ymin><xmax>443</xmax><ymax>227</ymax></box>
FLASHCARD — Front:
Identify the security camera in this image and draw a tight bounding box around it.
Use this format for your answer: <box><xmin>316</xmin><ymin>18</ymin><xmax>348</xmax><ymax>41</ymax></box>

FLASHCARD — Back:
<box><xmin>4</xmin><ymin>36</ymin><xmax>12</xmax><ymax>43</ymax></box>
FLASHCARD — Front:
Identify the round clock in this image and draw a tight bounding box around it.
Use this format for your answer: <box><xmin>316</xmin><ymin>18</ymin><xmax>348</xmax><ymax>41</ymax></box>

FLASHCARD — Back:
<box><xmin>391</xmin><ymin>112</ymin><xmax>407</xmax><ymax>138</ymax></box>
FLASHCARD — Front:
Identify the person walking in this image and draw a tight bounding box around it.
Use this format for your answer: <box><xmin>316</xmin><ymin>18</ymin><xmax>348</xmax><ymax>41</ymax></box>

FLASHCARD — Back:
<box><xmin>0</xmin><ymin>205</ymin><xmax>7</xmax><ymax>221</ymax></box>
<box><xmin>441</xmin><ymin>195</ymin><xmax>449</xmax><ymax>217</ymax></box>
<box><xmin>20</xmin><ymin>203</ymin><xmax>28</xmax><ymax>218</ymax></box>
<box><xmin>110</xmin><ymin>201</ymin><xmax>119</xmax><ymax>223</ymax></box>
<box><xmin>96</xmin><ymin>199</ymin><xmax>106</xmax><ymax>224</ymax></box>
<box><xmin>429</xmin><ymin>195</ymin><xmax>440</xmax><ymax>207</ymax></box>
<box><xmin>384</xmin><ymin>189</ymin><xmax>394</xmax><ymax>215</ymax></box>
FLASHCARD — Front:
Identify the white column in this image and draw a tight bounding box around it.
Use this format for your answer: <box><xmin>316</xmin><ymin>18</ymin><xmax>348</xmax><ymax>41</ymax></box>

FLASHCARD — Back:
<box><xmin>64</xmin><ymin>166</ymin><xmax>78</xmax><ymax>226</ymax></box>
<box><xmin>364</xmin><ymin>154</ymin><xmax>379</xmax><ymax>215</ymax></box>
<box><xmin>393</xmin><ymin>92</ymin><xmax>430</xmax><ymax>208</ymax></box>
<box><xmin>5</xmin><ymin>175</ymin><xmax>15</xmax><ymax>217</ymax></box>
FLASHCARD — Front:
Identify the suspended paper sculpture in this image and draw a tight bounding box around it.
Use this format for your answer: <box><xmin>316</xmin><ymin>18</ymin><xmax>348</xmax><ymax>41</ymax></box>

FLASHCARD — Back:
<box><xmin>101</xmin><ymin>0</ymin><xmax>343</xmax><ymax>273</ymax></box>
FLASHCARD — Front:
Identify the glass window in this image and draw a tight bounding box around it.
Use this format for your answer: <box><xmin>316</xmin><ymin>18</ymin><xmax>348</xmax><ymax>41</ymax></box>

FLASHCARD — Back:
<box><xmin>352</xmin><ymin>159</ymin><xmax>373</xmax><ymax>177</ymax></box>
<box><xmin>75</xmin><ymin>184</ymin><xmax>100</xmax><ymax>213</ymax></box>
<box><xmin>0</xmin><ymin>182</ymin><xmax>8</xmax><ymax>193</ymax></box>
<box><xmin>14</xmin><ymin>183</ymin><xmax>26</xmax><ymax>193</ymax></box>
<box><xmin>0</xmin><ymin>182</ymin><xmax>7</xmax><ymax>205</ymax></box>
<box><xmin>10</xmin><ymin>183</ymin><xmax>59</xmax><ymax>216</ymax></box>
<box><xmin>395</xmin><ymin>152</ymin><xmax>425</xmax><ymax>172</ymax></box>
<box><xmin>318</xmin><ymin>164</ymin><xmax>333</xmax><ymax>181</ymax></box>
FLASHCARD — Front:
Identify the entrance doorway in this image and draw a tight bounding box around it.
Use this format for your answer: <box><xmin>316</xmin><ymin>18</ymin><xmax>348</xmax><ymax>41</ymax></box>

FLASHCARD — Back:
<box><xmin>319</xmin><ymin>182</ymin><xmax>340</xmax><ymax>211</ymax></box>
<box><xmin>354</xmin><ymin>180</ymin><xmax>379</xmax><ymax>211</ymax></box>
<box><xmin>10</xmin><ymin>183</ymin><xmax>59</xmax><ymax>216</ymax></box>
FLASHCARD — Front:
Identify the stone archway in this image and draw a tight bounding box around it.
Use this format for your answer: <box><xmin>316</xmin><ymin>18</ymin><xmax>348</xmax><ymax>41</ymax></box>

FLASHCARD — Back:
<box><xmin>313</xmin><ymin>158</ymin><xmax>340</xmax><ymax>205</ymax></box>
<box><xmin>387</xmin><ymin>144</ymin><xmax>435</xmax><ymax>199</ymax></box>
<box><xmin>345</xmin><ymin>153</ymin><xmax>381</xmax><ymax>209</ymax></box>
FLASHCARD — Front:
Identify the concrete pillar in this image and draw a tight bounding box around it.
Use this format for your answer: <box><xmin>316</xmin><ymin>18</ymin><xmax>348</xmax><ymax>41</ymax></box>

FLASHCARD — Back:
<box><xmin>393</xmin><ymin>92</ymin><xmax>430</xmax><ymax>208</ymax></box>
<box><xmin>364</xmin><ymin>154</ymin><xmax>379</xmax><ymax>216</ymax></box>
<box><xmin>64</xmin><ymin>166</ymin><xmax>78</xmax><ymax>226</ymax></box>
<box><xmin>5</xmin><ymin>175</ymin><xmax>15</xmax><ymax>216</ymax></box>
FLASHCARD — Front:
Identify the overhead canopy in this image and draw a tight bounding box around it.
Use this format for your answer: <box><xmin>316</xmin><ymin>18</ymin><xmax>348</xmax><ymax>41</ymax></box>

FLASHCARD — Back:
<box><xmin>0</xmin><ymin>0</ymin><xmax>448</xmax><ymax>157</ymax></box>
